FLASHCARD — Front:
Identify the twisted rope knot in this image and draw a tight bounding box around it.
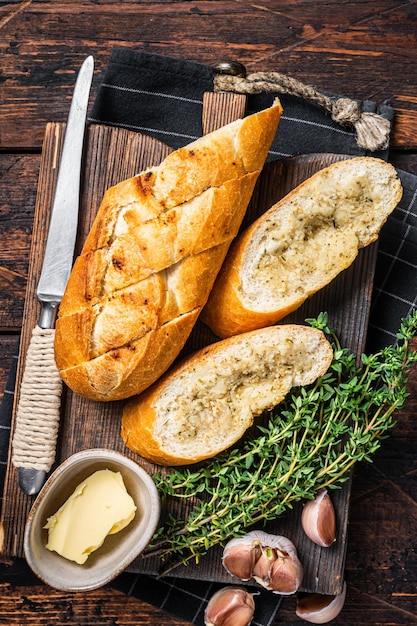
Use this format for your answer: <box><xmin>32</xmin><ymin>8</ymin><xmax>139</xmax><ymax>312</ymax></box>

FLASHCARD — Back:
<box><xmin>331</xmin><ymin>97</ymin><xmax>361</xmax><ymax>124</ymax></box>
<box><xmin>214</xmin><ymin>71</ymin><xmax>391</xmax><ymax>152</ymax></box>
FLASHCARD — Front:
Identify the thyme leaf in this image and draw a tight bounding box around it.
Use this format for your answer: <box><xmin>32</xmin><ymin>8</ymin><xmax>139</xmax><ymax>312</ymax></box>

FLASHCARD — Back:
<box><xmin>147</xmin><ymin>311</ymin><xmax>417</xmax><ymax>567</ymax></box>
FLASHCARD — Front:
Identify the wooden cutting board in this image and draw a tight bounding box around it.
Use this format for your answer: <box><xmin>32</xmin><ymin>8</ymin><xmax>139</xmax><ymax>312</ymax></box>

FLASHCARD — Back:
<box><xmin>0</xmin><ymin>93</ymin><xmax>377</xmax><ymax>596</ymax></box>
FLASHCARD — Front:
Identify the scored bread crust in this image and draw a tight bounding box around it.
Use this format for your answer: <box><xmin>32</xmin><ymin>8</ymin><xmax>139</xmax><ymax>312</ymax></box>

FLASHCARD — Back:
<box><xmin>54</xmin><ymin>100</ymin><xmax>283</xmax><ymax>401</ymax></box>
<box><xmin>121</xmin><ymin>324</ymin><xmax>333</xmax><ymax>466</ymax></box>
<box><xmin>201</xmin><ymin>157</ymin><xmax>403</xmax><ymax>338</ymax></box>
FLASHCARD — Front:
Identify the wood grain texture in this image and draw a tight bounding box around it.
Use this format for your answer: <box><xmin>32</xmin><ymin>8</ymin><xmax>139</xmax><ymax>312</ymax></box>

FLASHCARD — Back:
<box><xmin>1</xmin><ymin>1</ymin><xmax>417</xmax><ymax>149</ymax></box>
<box><xmin>0</xmin><ymin>582</ymin><xmax>192</xmax><ymax>625</ymax></box>
<box><xmin>202</xmin><ymin>92</ymin><xmax>247</xmax><ymax>135</ymax></box>
<box><xmin>0</xmin><ymin>154</ymin><xmax>39</xmax><ymax>332</ymax></box>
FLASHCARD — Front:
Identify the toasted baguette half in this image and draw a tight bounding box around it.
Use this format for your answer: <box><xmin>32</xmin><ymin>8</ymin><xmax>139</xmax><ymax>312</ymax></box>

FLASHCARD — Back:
<box><xmin>201</xmin><ymin>157</ymin><xmax>402</xmax><ymax>338</ymax></box>
<box><xmin>121</xmin><ymin>324</ymin><xmax>333</xmax><ymax>465</ymax></box>
<box><xmin>54</xmin><ymin>100</ymin><xmax>283</xmax><ymax>401</ymax></box>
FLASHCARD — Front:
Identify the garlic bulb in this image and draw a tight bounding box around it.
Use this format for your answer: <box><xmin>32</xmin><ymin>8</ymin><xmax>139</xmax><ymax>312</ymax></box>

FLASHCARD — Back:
<box><xmin>301</xmin><ymin>488</ymin><xmax>336</xmax><ymax>547</ymax></box>
<box><xmin>204</xmin><ymin>586</ymin><xmax>255</xmax><ymax>626</ymax></box>
<box><xmin>295</xmin><ymin>581</ymin><xmax>347</xmax><ymax>624</ymax></box>
<box><xmin>223</xmin><ymin>530</ymin><xmax>303</xmax><ymax>595</ymax></box>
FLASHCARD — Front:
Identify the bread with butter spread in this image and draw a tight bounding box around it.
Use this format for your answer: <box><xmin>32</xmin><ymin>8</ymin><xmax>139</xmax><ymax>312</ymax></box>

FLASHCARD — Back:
<box><xmin>201</xmin><ymin>157</ymin><xmax>402</xmax><ymax>338</ymax></box>
<box><xmin>121</xmin><ymin>324</ymin><xmax>333</xmax><ymax>465</ymax></box>
<box><xmin>54</xmin><ymin>100</ymin><xmax>283</xmax><ymax>401</ymax></box>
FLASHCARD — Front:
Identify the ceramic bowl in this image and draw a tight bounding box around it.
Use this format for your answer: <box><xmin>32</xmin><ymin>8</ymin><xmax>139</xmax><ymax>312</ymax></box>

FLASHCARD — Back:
<box><xmin>24</xmin><ymin>449</ymin><xmax>160</xmax><ymax>591</ymax></box>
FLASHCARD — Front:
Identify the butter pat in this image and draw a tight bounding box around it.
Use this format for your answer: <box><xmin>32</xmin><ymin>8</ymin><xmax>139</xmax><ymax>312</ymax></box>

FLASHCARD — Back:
<box><xmin>44</xmin><ymin>469</ymin><xmax>137</xmax><ymax>565</ymax></box>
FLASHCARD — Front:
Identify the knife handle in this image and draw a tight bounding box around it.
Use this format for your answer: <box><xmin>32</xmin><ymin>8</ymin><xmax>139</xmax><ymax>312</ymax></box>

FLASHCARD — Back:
<box><xmin>12</xmin><ymin>326</ymin><xmax>63</xmax><ymax>493</ymax></box>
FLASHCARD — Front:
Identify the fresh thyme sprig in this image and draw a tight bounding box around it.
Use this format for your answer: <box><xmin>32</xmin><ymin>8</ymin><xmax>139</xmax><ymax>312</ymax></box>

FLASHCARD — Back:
<box><xmin>146</xmin><ymin>311</ymin><xmax>417</xmax><ymax>567</ymax></box>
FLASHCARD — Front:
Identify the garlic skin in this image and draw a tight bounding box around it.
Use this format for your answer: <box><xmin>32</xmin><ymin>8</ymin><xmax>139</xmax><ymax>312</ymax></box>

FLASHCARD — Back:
<box><xmin>295</xmin><ymin>581</ymin><xmax>347</xmax><ymax>624</ymax></box>
<box><xmin>222</xmin><ymin>538</ymin><xmax>260</xmax><ymax>581</ymax></box>
<box><xmin>301</xmin><ymin>488</ymin><xmax>336</xmax><ymax>547</ymax></box>
<box><xmin>222</xmin><ymin>531</ymin><xmax>303</xmax><ymax>595</ymax></box>
<box><xmin>204</xmin><ymin>586</ymin><xmax>255</xmax><ymax>626</ymax></box>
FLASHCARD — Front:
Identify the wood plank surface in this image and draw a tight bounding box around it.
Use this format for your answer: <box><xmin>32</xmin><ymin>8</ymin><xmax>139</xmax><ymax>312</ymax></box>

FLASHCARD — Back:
<box><xmin>1</xmin><ymin>1</ymin><xmax>417</xmax><ymax>623</ymax></box>
<box><xmin>0</xmin><ymin>109</ymin><xmax>379</xmax><ymax>596</ymax></box>
<box><xmin>0</xmin><ymin>154</ymin><xmax>39</xmax><ymax>332</ymax></box>
<box><xmin>1</xmin><ymin>1</ymin><xmax>417</xmax><ymax>150</ymax></box>
<box><xmin>0</xmin><ymin>582</ymin><xmax>193</xmax><ymax>626</ymax></box>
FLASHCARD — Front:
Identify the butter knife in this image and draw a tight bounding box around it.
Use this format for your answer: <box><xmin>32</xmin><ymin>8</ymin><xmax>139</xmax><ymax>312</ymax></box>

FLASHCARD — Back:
<box><xmin>12</xmin><ymin>55</ymin><xmax>94</xmax><ymax>495</ymax></box>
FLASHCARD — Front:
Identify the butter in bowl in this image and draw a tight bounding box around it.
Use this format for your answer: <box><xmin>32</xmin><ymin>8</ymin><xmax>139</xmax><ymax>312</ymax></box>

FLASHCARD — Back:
<box><xmin>23</xmin><ymin>449</ymin><xmax>160</xmax><ymax>591</ymax></box>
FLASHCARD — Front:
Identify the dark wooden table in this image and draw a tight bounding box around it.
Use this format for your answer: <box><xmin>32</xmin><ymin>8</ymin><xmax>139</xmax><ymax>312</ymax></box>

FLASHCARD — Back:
<box><xmin>1</xmin><ymin>1</ymin><xmax>417</xmax><ymax>624</ymax></box>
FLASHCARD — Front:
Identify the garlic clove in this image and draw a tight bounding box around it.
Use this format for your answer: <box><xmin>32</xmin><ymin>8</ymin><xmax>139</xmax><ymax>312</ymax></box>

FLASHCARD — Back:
<box><xmin>301</xmin><ymin>488</ymin><xmax>336</xmax><ymax>547</ymax></box>
<box><xmin>295</xmin><ymin>581</ymin><xmax>347</xmax><ymax>624</ymax></box>
<box><xmin>268</xmin><ymin>547</ymin><xmax>304</xmax><ymax>595</ymax></box>
<box><xmin>222</xmin><ymin>538</ymin><xmax>260</xmax><ymax>581</ymax></box>
<box><xmin>204</xmin><ymin>586</ymin><xmax>255</xmax><ymax>626</ymax></box>
<box><xmin>252</xmin><ymin>545</ymin><xmax>275</xmax><ymax>588</ymax></box>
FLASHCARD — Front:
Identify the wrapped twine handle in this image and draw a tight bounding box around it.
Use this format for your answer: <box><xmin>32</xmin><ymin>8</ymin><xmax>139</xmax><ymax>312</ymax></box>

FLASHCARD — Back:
<box><xmin>213</xmin><ymin>61</ymin><xmax>391</xmax><ymax>152</ymax></box>
<box><xmin>12</xmin><ymin>326</ymin><xmax>62</xmax><ymax>475</ymax></box>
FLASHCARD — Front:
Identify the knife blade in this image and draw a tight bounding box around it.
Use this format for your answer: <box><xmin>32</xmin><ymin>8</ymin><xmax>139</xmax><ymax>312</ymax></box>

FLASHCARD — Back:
<box><xmin>11</xmin><ymin>55</ymin><xmax>94</xmax><ymax>495</ymax></box>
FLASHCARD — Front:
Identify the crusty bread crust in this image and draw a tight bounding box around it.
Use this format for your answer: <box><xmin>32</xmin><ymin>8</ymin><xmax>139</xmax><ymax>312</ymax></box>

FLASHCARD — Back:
<box><xmin>201</xmin><ymin>157</ymin><xmax>403</xmax><ymax>338</ymax></box>
<box><xmin>56</xmin><ymin>310</ymin><xmax>201</xmax><ymax>401</ymax></box>
<box><xmin>54</xmin><ymin>100</ymin><xmax>283</xmax><ymax>401</ymax></box>
<box><xmin>121</xmin><ymin>324</ymin><xmax>333</xmax><ymax>465</ymax></box>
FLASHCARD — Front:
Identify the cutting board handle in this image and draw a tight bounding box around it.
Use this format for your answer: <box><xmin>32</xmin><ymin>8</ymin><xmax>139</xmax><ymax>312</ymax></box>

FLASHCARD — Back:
<box><xmin>202</xmin><ymin>91</ymin><xmax>247</xmax><ymax>134</ymax></box>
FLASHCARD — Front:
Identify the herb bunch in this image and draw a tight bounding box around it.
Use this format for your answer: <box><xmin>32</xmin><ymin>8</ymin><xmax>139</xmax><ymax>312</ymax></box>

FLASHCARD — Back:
<box><xmin>147</xmin><ymin>311</ymin><xmax>417</xmax><ymax>567</ymax></box>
